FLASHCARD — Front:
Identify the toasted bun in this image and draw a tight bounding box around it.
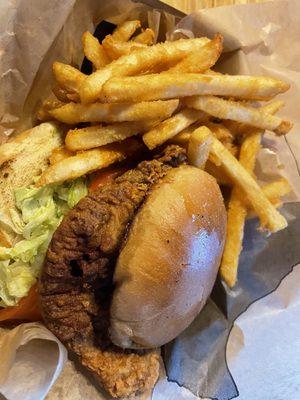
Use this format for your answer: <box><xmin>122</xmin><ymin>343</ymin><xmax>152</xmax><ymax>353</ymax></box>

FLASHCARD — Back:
<box><xmin>0</xmin><ymin>122</ymin><xmax>63</xmax><ymax>246</ymax></box>
<box><xmin>110</xmin><ymin>165</ymin><xmax>226</xmax><ymax>349</ymax></box>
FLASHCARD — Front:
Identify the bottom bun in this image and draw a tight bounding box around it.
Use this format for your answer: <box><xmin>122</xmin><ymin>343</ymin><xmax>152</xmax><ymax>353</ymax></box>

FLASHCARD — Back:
<box><xmin>110</xmin><ymin>165</ymin><xmax>227</xmax><ymax>349</ymax></box>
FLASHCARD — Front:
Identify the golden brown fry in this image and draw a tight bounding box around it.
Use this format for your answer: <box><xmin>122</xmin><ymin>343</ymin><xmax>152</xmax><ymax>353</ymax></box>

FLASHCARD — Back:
<box><xmin>196</xmin><ymin>127</ymin><xmax>287</xmax><ymax>232</ymax></box>
<box><xmin>103</xmin><ymin>37</ymin><xmax>147</xmax><ymax>60</ymax></box>
<box><xmin>220</xmin><ymin>132</ymin><xmax>261</xmax><ymax>287</ymax></box>
<box><xmin>50</xmin><ymin>99</ymin><xmax>178</xmax><ymax>124</ymax></box>
<box><xmin>170</xmin><ymin>130</ymin><xmax>193</xmax><ymax>147</ymax></box>
<box><xmin>224</xmin><ymin>100</ymin><xmax>284</xmax><ymax>136</ymax></box>
<box><xmin>186</xmin><ymin>95</ymin><xmax>292</xmax><ymax>135</ymax></box>
<box><xmin>133</xmin><ymin>28</ymin><xmax>155</xmax><ymax>45</ymax></box>
<box><xmin>82</xmin><ymin>31</ymin><xmax>110</xmax><ymax>69</ymax></box>
<box><xmin>205</xmin><ymin>160</ymin><xmax>231</xmax><ymax>185</ymax></box>
<box><xmin>261</xmin><ymin>178</ymin><xmax>292</xmax><ymax>201</ymax></box>
<box><xmin>80</xmin><ymin>38</ymin><xmax>210</xmax><ymax>103</ymax></box>
<box><xmin>224</xmin><ymin>142</ymin><xmax>238</xmax><ymax>157</ymax></box>
<box><xmin>143</xmin><ymin>108</ymin><xmax>206</xmax><ymax>150</ymax></box>
<box><xmin>167</xmin><ymin>34</ymin><xmax>223</xmax><ymax>74</ymax></box>
<box><xmin>49</xmin><ymin>146</ymin><xmax>75</xmax><ymax>165</ymax></box>
<box><xmin>101</xmin><ymin>73</ymin><xmax>289</xmax><ymax>103</ymax></box>
<box><xmin>171</xmin><ymin>121</ymin><xmax>233</xmax><ymax>147</ymax></box>
<box><xmin>205</xmin><ymin>122</ymin><xmax>233</xmax><ymax>142</ymax></box>
<box><xmin>246</xmin><ymin>178</ymin><xmax>292</xmax><ymax>217</ymax></box>
<box><xmin>188</xmin><ymin>127</ymin><xmax>213</xmax><ymax>169</ymax></box>
<box><xmin>52</xmin><ymin>85</ymin><xmax>69</xmax><ymax>102</ymax></box>
<box><xmin>52</xmin><ymin>62</ymin><xmax>86</xmax><ymax>95</ymax></box>
<box><xmin>204</xmin><ymin>69</ymin><xmax>221</xmax><ymax>75</ymax></box>
<box><xmin>37</xmin><ymin>139</ymin><xmax>141</xmax><ymax>186</ymax></box>
<box><xmin>111</xmin><ymin>20</ymin><xmax>141</xmax><ymax>42</ymax></box>
<box><xmin>37</xmin><ymin>99</ymin><xmax>65</xmax><ymax>121</ymax></box>
<box><xmin>65</xmin><ymin>120</ymin><xmax>156</xmax><ymax>151</ymax></box>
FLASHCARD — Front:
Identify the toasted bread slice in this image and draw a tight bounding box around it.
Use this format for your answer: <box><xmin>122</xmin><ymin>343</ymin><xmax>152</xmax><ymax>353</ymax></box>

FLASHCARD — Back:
<box><xmin>0</xmin><ymin>122</ymin><xmax>64</xmax><ymax>246</ymax></box>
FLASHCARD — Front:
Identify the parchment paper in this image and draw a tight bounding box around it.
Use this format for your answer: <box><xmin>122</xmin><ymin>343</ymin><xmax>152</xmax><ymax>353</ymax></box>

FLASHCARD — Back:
<box><xmin>0</xmin><ymin>1</ymin><xmax>300</xmax><ymax>400</ymax></box>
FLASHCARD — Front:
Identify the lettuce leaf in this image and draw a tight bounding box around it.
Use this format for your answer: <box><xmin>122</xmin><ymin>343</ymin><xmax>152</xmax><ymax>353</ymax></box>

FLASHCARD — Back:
<box><xmin>0</xmin><ymin>178</ymin><xmax>87</xmax><ymax>307</ymax></box>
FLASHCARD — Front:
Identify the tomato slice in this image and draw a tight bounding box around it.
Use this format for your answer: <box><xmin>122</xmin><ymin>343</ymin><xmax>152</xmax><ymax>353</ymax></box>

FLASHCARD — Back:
<box><xmin>0</xmin><ymin>284</ymin><xmax>42</xmax><ymax>322</ymax></box>
<box><xmin>89</xmin><ymin>165</ymin><xmax>129</xmax><ymax>191</ymax></box>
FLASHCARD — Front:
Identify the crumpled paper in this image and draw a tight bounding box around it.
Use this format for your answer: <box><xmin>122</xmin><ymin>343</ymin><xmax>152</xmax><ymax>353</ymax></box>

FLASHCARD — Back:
<box><xmin>0</xmin><ymin>323</ymin><xmax>67</xmax><ymax>400</ymax></box>
<box><xmin>0</xmin><ymin>1</ymin><xmax>300</xmax><ymax>400</ymax></box>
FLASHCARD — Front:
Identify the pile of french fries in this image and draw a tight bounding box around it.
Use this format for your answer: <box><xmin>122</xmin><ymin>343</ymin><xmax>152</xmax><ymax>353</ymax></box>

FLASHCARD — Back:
<box><xmin>37</xmin><ymin>20</ymin><xmax>293</xmax><ymax>288</ymax></box>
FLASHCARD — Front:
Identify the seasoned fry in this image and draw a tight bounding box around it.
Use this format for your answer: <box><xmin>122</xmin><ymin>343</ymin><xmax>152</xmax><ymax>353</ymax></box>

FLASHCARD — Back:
<box><xmin>246</xmin><ymin>178</ymin><xmax>292</xmax><ymax>217</ymax></box>
<box><xmin>188</xmin><ymin>127</ymin><xmax>212</xmax><ymax>169</ymax></box>
<box><xmin>224</xmin><ymin>100</ymin><xmax>284</xmax><ymax>136</ymax></box>
<box><xmin>185</xmin><ymin>95</ymin><xmax>292</xmax><ymax>135</ymax></box>
<box><xmin>167</xmin><ymin>34</ymin><xmax>223</xmax><ymax>74</ymax></box>
<box><xmin>52</xmin><ymin>85</ymin><xmax>70</xmax><ymax>102</ymax></box>
<box><xmin>101</xmin><ymin>73</ymin><xmax>289</xmax><ymax>103</ymax></box>
<box><xmin>82</xmin><ymin>31</ymin><xmax>110</xmax><ymax>69</ymax></box>
<box><xmin>220</xmin><ymin>132</ymin><xmax>261</xmax><ymax>287</ymax></box>
<box><xmin>171</xmin><ymin>121</ymin><xmax>233</xmax><ymax>147</ymax></box>
<box><xmin>50</xmin><ymin>99</ymin><xmax>179</xmax><ymax>124</ymax></box>
<box><xmin>133</xmin><ymin>28</ymin><xmax>155</xmax><ymax>45</ymax></box>
<box><xmin>52</xmin><ymin>62</ymin><xmax>86</xmax><ymax>95</ymax></box>
<box><xmin>205</xmin><ymin>160</ymin><xmax>231</xmax><ymax>185</ymax></box>
<box><xmin>65</xmin><ymin>120</ymin><xmax>156</xmax><ymax>151</ymax></box>
<box><xmin>205</xmin><ymin>122</ymin><xmax>233</xmax><ymax>142</ymax></box>
<box><xmin>111</xmin><ymin>20</ymin><xmax>141</xmax><ymax>42</ymax></box>
<box><xmin>37</xmin><ymin>99</ymin><xmax>65</xmax><ymax>121</ymax></box>
<box><xmin>195</xmin><ymin>126</ymin><xmax>287</xmax><ymax>232</ymax></box>
<box><xmin>49</xmin><ymin>146</ymin><xmax>75</xmax><ymax>165</ymax></box>
<box><xmin>80</xmin><ymin>38</ymin><xmax>210</xmax><ymax>103</ymax></box>
<box><xmin>204</xmin><ymin>69</ymin><xmax>221</xmax><ymax>75</ymax></box>
<box><xmin>170</xmin><ymin>130</ymin><xmax>193</xmax><ymax>147</ymax></box>
<box><xmin>143</xmin><ymin>109</ymin><xmax>206</xmax><ymax>150</ymax></box>
<box><xmin>103</xmin><ymin>37</ymin><xmax>147</xmax><ymax>60</ymax></box>
<box><xmin>37</xmin><ymin>139</ymin><xmax>141</xmax><ymax>186</ymax></box>
<box><xmin>261</xmin><ymin>178</ymin><xmax>291</xmax><ymax>202</ymax></box>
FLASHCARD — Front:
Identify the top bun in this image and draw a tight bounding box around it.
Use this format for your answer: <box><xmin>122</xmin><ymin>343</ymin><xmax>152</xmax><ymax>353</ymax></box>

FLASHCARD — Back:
<box><xmin>110</xmin><ymin>165</ymin><xmax>226</xmax><ymax>349</ymax></box>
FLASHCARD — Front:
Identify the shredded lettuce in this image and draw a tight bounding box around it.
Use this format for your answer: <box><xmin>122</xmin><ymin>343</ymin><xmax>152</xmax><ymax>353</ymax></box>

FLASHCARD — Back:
<box><xmin>0</xmin><ymin>178</ymin><xmax>88</xmax><ymax>307</ymax></box>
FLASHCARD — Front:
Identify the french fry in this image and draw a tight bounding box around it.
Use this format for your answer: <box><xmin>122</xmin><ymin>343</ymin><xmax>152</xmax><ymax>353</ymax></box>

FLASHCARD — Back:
<box><xmin>167</xmin><ymin>34</ymin><xmax>223</xmax><ymax>74</ymax></box>
<box><xmin>49</xmin><ymin>99</ymin><xmax>179</xmax><ymax>124</ymax></box>
<box><xmin>195</xmin><ymin>126</ymin><xmax>288</xmax><ymax>232</ymax></box>
<box><xmin>261</xmin><ymin>178</ymin><xmax>291</xmax><ymax>202</ymax></box>
<box><xmin>220</xmin><ymin>132</ymin><xmax>261</xmax><ymax>287</ymax></box>
<box><xmin>49</xmin><ymin>146</ymin><xmax>75</xmax><ymax>165</ymax></box>
<box><xmin>224</xmin><ymin>100</ymin><xmax>284</xmax><ymax>136</ymax></box>
<box><xmin>80</xmin><ymin>37</ymin><xmax>210</xmax><ymax>103</ymax></box>
<box><xmin>143</xmin><ymin>108</ymin><xmax>206</xmax><ymax>150</ymax></box>
<box><xmin>170</xmin><ymin>130</ymin><xmax>193</xmax><ymax>147</ymax></box>
<box><xmin>204</xmin><ymin>69</ymin><xmax>221</xmax><ymax>75</ymax></box>
<box><xmin>224</xmin><ymin>142</ymin><xmax>238</xmax><ymax>157</ymax></box>
<box><xmin>188</xmin><ymin>127</ymin><xmax>213</xmax><ymax>169</ymax></box>
<box><xmin>52</xmin><ymin>62</ymin><xmax>86</xmax><ymax>96</ymax></box>
<box><xmin>52</xmin><ymin>85</ymin><xmax>70</xmax><ymax>102</ymax></box>
<box><xmin>111</xmin><ymin>20</ymin><xmax>141</xmax><ymax>42</ymax></box>
<box><xmin>82</xmin><ymin>31</ymin><xmax>110</xmax><ymax>69</ymax></box>
<box><xmin>133</xmin><ymin>28</ymin><xmax>155</xmax><ymax>45</ymax></box>
<box><xmin>65</xmin><ymin>120</ymin><xmax>156</xmax><ymax>151</ymax></box>
<box><xmin>185</xmin><ymin>95</ymin><xmax>292</xmax><ymax>135</ymax></box>
<box><xmin>205</xmin><ymin>122</ymin><xmax>233</xmax><ymax>142</ymax></box>
<box><xmin>37</xmin><ymin>139</ymin><xmax>141</xmax><ymax>186</ymax></box>
<box><xmin>205</xmin><ymin>160</ymin><xmax>231</xmax><ymax>185</ymax></box>
<box><xmin>103</xmin><ymin>37</ymin><xmax>147</xmax><ymax>60</ymax></box>
<box><xmin>171</xmin><ymin>121</ymin><xmax>233</xmax><ymax>147</ymax></box>
<box><xmin>246</xmin><ymin>178</ymin><xmax>292</xmax><ymax>217</ymax></box>
<box><xmin>37</xmin><ymin>99</ymin><xmax>65</xmax><ymax>121</ymax></box>
<box><xmin>101</xmin><ymin>73</ymin><xmax>289</xmax><ymax>103</ymax></box>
